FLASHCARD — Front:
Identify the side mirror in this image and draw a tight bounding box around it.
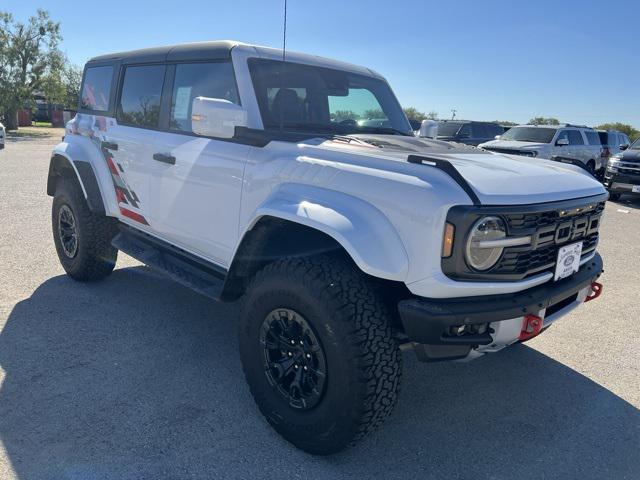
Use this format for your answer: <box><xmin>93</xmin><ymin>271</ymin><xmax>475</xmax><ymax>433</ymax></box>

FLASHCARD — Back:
<box><xmin>620</xmin><ymin>143</ymin><xmax>629</xmax><ymax>151</ymax></box>
<box><xmin>556</xmin><ymin>137</ymin><xmax>569</xmax><ymax>146</ymax></box>
<box><xmin>419</xmin><ymin>119</ymin><xmax>438</xmax><ymax>139</ymax></box>
<box><xmin>191</xmin><ymin>97</ymin><xmax>248</xmax><ymax>139</ymax></box>
<box><xmin>494</xmin><ymin>135</ymin><xmax>501</xmax><ymax>140</ymax></box>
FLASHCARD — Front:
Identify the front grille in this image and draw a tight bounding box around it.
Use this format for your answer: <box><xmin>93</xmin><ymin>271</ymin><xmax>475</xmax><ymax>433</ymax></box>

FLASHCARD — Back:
<box><xmin>493</xmin><ymin>202</ymin><xmax>604</xmax><ymax>278</ymax></box>
<box><xmin>442</xmin><ymin>196</ymin><xmax>607</xmax><ymax>282</ymax></box>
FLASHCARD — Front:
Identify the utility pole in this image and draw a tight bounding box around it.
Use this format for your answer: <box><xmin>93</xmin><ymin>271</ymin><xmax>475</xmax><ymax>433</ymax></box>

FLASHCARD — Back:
<box><xmin>451</xmin><ymin>109</ymin><xmax>457</xmax><ymax>120</ymax></box>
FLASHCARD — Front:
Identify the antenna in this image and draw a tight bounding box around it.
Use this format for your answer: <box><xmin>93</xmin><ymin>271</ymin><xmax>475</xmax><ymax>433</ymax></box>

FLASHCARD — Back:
<box><xmin>278</xmin><ymin>0</ymin><xmax>288</xmax><ymax>132</ymax></box>
<box><xmin>282</xmin><ymin>0</ymin><xmax>288</xmax><ymax>62</ymax></box>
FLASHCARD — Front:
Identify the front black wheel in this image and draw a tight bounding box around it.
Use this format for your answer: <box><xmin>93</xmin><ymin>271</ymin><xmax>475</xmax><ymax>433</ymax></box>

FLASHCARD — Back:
<box><xmin>239</xmin><ymin>255</ymin><xmax>402</xmax><ymax>455</ymax></box>
<box><xmin>52</xmin><ymin>178</ymin><xmax>118</xmax><ymax>281</ymax></box>
<box><xmin>608</xmin><ymin>192</ymin><xmax>622</xmax><ymax>201</ymax></box>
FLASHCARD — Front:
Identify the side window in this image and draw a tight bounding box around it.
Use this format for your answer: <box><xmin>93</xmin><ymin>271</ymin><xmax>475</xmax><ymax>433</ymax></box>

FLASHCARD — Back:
<box><xmin>117</xmin><ymin>65</ymin><xmax>165</xmax><ymax>128</ymax></box>
<box><xmin>471</xmin><ymin>123</ymin><xmax>488</xmax><ymax>138</ymax></box>
<box><xmin>80</xmin><ymin>66</ymin><xmax>113</xmax><ymax>111</ymax></box>
<box><xmin>170</xmin><ymin>62</ymin><xmax>239</xmax><ymax>132</ymax></box>
<box><xmin>568</xmin><ymin>130</ymin><xmax>584</xmax><ymax>145</ymax></box>
<box><xmin>458</xmin><ymin>123</ymin><xmax>471</xmax><ymax>138</ymax></box>
<box><xmin>556</xmin><ymin>130</ymin><xmax>569</xmax><ymax>144</ymax></box>
<box><xmin>585</xmin><ymin>131</ymin><xmax>601</xmax><ymax>145</ymax></box>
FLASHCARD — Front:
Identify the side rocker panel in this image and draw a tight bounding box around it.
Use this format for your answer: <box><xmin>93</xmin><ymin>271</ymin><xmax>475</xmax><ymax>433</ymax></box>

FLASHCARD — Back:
<box><xmin>245</xmin><ymin>184</ymin><xmax>410</xmax><ymax>281</ymax></box>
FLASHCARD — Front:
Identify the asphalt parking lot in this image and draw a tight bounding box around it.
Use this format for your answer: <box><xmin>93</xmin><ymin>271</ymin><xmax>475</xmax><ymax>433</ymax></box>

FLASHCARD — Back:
<box><xmin>1</xmin><ymin>132</ymin><xmax>639</xmax><ymax>480</ymax></box>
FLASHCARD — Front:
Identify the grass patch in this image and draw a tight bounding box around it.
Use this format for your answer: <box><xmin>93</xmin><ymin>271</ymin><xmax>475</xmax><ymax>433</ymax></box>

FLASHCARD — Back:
<box><xmin>33</xmin><ymin>122</ymin><xmax>53</xmax><ymax>127</ymax></box>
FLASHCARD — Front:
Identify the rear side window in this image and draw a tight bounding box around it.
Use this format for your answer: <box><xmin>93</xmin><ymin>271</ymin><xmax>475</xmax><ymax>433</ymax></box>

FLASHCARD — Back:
<box><xmin>585</xmin><ymin>131</ymin><xmax>601</xmax><ymax>145</ymax></box>
<box><xmin>117</xmin><ymin>65</ymin><xmax>166</xmax><ymax>128</ymax></box>
<box><xmin>471</xmin><ymin>123</ymin><xmax>488</xmax><ymax>138</ymax></box>
<box><xmin>568</xmin><ymin>130</ymin><xmax>584</xmax><ymax>145</ymax></box>
<box><xmin>170</xmin><ymin>62</ymin><xmax>239</xmax><ymax>132</ymax></box>
<box><xmin>597</xmin><ymin>131</ymin><xmax>608</xmax><ymax>145</ymax></box>
<box><xmin>80</xmin><ymin>66</ymin><xmax>113</xmax><ymax>111</ymax></box>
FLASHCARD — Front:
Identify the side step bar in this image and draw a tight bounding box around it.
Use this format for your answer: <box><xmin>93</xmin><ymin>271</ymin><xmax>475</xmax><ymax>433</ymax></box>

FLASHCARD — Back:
<box><xmin>111</xmin><ymin>225</ymin><xmax>227</xmax><ymax>301</ymax></box>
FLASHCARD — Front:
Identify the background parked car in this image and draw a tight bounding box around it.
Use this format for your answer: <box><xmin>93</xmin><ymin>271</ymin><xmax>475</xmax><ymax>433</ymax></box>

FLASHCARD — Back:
<box><xmin>431</xmin><ymin>120</ymin><xmax>504</xmax><ymax>146</ymax></box>
<box><xmin>480</xmin><ymin>124</ymin><xmax>604</xmax><ymax>174</ymax></box>
<box><xmin>604</xmin><ymin>137</ymin><xmax>640</xmax><ymax>200</ymax></box>
<box><xmin>598</xmin><ymin>129</ymin><xmax>631</xmax><ymax>163</ymax></box>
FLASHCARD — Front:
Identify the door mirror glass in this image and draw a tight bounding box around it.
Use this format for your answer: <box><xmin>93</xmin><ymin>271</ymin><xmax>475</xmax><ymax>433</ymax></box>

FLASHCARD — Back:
<box><xmin>556</xmin><ymin>137</ymin><xmax>569</xmax><ymax>146</ymax></box>
<box><xmin>419</xmin><ymin>119</ymin><xmax>438</xmax><ymax>138</ymax></box>
<box><xmin>620</xmin><ymin>143</ymin><xmax>629</xmax><ymax>151</ymax></box>
<box><xmin>191</xmin><ymin>97</ymin><xmax>248</xmax><ymax>139</ymax></box>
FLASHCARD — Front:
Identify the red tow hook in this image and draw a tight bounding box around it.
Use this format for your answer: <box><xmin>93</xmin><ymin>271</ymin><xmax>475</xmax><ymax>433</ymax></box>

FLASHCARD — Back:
<box><xmin>585</xmin><ymin>281</ymin><xmax>603</xmax><ymax>303</ymax></box>
<box><xmin>519</xmin><ymin>314</ymin><xmax>544</xmax><ymax>341</ymax></box>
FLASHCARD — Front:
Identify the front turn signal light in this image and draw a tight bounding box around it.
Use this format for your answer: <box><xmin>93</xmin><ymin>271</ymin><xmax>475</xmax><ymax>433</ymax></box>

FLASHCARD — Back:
<box><xmin>442</xmin><ymin>223</ymin><xmax>455</xmax><ymax>258</ymax></box>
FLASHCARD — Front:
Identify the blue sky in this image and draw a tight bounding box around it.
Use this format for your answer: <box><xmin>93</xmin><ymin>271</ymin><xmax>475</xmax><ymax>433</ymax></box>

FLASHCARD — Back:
<box><xmin>8</xmin><ymin>0</ymin><xmax>640</xmax><ymax>127</ymax></box>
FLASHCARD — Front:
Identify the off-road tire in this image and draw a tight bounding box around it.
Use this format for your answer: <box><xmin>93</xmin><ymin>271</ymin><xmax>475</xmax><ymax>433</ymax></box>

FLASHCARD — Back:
<box><xmin>52</xmin><ymin>177</ymin><xmax>118</xmax><ymax>281</ymax></box>
<box><xmin>238</xmin><ymin>255</ymin><xmax>402</xmax><ymax>455</ymax></box>
<box><xmin>608</xmin><ymin>192</ymin><xmax>621</xmax><ymax>201</ymax></box>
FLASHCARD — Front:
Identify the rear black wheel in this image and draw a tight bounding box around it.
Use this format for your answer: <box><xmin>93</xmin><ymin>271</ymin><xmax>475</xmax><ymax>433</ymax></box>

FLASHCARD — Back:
<box><xmin>52</xmin><ymin>177</ymin><xmax>118</xmax><ymax>281</ymax></box>
<box><xmin>239</xmin><ymin>255</ymin><xmax>402</xmax><ymax>454</ymax></box>
<box><xmin>608</xmin><ymin>192</ymin><xmax>622</xmax><ymax>201</ymax></box>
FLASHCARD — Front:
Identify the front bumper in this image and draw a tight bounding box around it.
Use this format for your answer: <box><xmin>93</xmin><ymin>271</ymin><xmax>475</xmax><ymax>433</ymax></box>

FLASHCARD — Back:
<box><xmin>604</xmin><ymin>171</ymin><xmax>640</xmax><ymax>193</ymax></box>
<box><xmin>398</xmin><ymin>252</ymin><xmax>603</xmax><ymax>361</ymax></box>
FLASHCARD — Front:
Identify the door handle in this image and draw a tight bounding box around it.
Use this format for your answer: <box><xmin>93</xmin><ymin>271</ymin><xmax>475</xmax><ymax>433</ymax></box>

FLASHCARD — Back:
<box><xmin>152</xmin><ymin>152</ymin><xmax>176</xmax><ymax>165</ymax></box>
<box><xmin>101</xmin><ymin>141</ymin><xmax>118</xmax><ymax>151</ymax></box>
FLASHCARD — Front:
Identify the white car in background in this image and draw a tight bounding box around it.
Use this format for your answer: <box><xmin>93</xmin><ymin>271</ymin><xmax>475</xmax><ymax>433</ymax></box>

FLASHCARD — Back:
<box><xmin>0</xmin><ymin>121</ymin><xmax>5</xmax><ymax>150</ymax></box>
<box><xmin>479</xmin><ymin>124</ymin><xmax>604</xmax><ymax>175</ymax></box>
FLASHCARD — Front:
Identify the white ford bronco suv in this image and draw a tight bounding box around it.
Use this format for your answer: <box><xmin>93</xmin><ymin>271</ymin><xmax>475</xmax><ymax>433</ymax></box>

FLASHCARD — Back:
<box><xmin>48</xmin><ymin>41</ymin><xmax>606</xmax><ymax>454</ymax></box>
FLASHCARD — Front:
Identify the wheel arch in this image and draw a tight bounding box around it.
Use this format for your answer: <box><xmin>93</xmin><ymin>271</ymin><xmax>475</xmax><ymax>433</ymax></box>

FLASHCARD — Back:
<box><xmin>221</xmin><ymin>185</ymin><xmax>410</xmax><ymax>300</ymax></box>
<box><xmin>47</xmin><ymin>152</ymin><xmax>106</xmax><ymax>214</ymax></box>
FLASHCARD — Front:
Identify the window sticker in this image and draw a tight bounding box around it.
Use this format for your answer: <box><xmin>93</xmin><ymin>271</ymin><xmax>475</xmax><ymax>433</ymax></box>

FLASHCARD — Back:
<box><xmin>173</xmin><ymin>86</ymin><xmax>192</xmax><ymax>120</ymax></box>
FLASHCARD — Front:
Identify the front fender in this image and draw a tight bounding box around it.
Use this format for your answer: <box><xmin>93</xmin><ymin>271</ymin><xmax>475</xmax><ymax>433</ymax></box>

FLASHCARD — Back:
<box><xmin>250</xmin><ymin>184</ymin><xmax>409</xmax><ymax>281</ymax></box>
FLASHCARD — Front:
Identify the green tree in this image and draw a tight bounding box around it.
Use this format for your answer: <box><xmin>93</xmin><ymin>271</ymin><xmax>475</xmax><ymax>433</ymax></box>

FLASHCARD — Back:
<box><xmin>426</xmin><ymin>111</ymin><xmax>439</xmax><ymax>120</ymax></box>
<box><xmin>528</xmin><ymin>117</ymin><xmax>560</xmax><ymax>126</ymax></box>
<box><xmin>493</xmin><ymin>120</ymin><xmax>518</xmax><ymax>126</ymax></box>
<box><xmin>363</xmin><ymin>108</ymin><xmax>385</xmax><ymax>119</ymax></box>
<box><xmin>403</xmin><ymin>107</ymin><xmax>426</xmax><ymax>123</ymax></box>
<box><xmin>41</xmin><ymin>61</ymin><xmax>83</xmax><ymax>109</ymax></box>
<box><xmin>0</xmin><ymin>9</ymin><xmax>62</xmax><ymax>129</ymax></box>
<box><xmin>331</xmin><ymin>110</ymin><xmax>359</xmax><ymax>121</ymax></box>
<box><xmin>595</xmin><ymin>122</ymin><xmax>640</xmax><ymax>141</ymax></box>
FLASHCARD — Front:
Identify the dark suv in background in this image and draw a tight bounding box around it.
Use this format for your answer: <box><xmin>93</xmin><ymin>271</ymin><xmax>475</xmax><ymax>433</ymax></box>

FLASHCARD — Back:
<box><xmin>435</xmin><ymin>120</ymin><xmax>504</xmax><ymax>146</ymax></box>
<box><xmin>604</xmin><ymin>137</ymin><xmax>640</xmax><ymax>200</ymax></box>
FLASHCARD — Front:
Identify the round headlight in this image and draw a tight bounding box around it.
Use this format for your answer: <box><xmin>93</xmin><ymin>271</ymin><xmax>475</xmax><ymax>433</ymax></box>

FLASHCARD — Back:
<box><xmin>465</xmin><ymin>216</ymin><xmax>506</xmax><ymax>271</ymax></box>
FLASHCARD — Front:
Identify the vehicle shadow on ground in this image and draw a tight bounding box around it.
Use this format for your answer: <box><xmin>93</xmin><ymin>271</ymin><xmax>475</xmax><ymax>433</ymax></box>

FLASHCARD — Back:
<box><xmin>1</xmin><ymin>267</ymin><xmax>638</xmax><ymax>480</ymax></box>
<box><xmin>609</xmin><ymin>194</ymin><xmax>640</xmax><ymax>211</ymax></box>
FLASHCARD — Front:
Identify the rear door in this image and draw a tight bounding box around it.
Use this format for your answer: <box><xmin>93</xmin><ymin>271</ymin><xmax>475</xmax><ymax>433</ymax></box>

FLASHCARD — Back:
<box><xmin>567</xmin><ymin>129</ymin><xmax>587</xmax><ymax>164</ymax></box>
<box><xmin>104</xmin><ymin>64</ymin><xmax>167</xmax><ymax>228</ymax></box>
<box><xmin>147</xmin><ymin>61</ymin><xmax>250</xmax><ymax>266</ymax></box>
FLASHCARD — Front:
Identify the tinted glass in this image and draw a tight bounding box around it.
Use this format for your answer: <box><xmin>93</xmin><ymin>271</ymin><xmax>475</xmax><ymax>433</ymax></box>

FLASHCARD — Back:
<box><xmin>117</xmin><ymin>65</ymin><xmax>165</xmax><ymax>128</ymax></box>
<box><xmin>248</xmin><ymin>59</ymin><xmax>412</xmax><ymax>135</ymax></box>
<box><xmin>80</xmin><ymin>66</ymin><xmax>113</xmax><ymax>111</ymax></box>
<box><xmin>500</xmin><ymin>127</ymin><xmax>556</xmax><ymax>143</ymax></box>
<box><xmin>585</xmin><ymin>131</ymin><xmax>601</xmax><ymax>145</ymax></box>
<box><xmin>170</xmin><ymin>62</ymin><xmax>239</xmax><ymax>132</ymax></box>
<box><xmin>568</xmin><ymin>130</ymin><xmax>584</xmax><ymax>145</ymax></box>
<box><xmin>597</xmin><ymin>131</ymin><xmax>609</xmax><ymax>145</ymax></box>
<box><xmin>631</xmin><ymin>138</ymin><xmax>640</xmax><ymax>150</ymax></box>
<box><xmin>436</xmin><ymin>122</ymin><xmax>464</xmax><ymax>137</ymax></box>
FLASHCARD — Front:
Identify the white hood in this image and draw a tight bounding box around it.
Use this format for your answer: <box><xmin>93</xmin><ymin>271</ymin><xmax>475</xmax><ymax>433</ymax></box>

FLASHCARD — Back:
<box><xmin>317</xmin><ymin>135</ymin><xmax>606</xmax><ymax>205</ymax></box>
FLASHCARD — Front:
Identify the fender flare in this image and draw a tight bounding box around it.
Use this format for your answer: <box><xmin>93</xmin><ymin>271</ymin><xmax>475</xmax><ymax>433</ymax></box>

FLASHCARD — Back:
<box><xmin>48</xmin><ymin>151</ymin><xmax>107</xmax><ymax>215</ymax></box>
<box><xmin>246</xmin><ymin>184</ymin><xmax>409</xmax><ymax>281</ymax></box>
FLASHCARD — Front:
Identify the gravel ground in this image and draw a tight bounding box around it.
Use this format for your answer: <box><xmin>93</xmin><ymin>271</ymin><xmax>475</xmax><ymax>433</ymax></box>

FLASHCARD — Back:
<box><xmin>1</xmin><ymin>133</ymin><xmax>639</xmax><ymax>480</ymax></box>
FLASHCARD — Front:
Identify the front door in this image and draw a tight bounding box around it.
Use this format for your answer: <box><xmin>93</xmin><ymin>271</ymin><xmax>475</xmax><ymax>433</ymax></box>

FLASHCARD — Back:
<box><xmin>147</xmin><ymin>61</ymin><xmax>249</xmax><ymax>267</ymax></box>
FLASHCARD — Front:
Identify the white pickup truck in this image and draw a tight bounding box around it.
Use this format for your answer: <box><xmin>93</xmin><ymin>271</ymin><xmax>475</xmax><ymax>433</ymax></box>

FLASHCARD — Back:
<box><xmin>48</xmin><ymin>41</ymin><xmax>606</xmax><ymax>454</ymax></box>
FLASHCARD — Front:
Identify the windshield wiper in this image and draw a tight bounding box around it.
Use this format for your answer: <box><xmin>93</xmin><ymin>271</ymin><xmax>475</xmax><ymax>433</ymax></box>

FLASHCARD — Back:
<box><xmin>276</xmin><ymin>123</ymin><xmax>349</xmax><ymax>134</ymax></box>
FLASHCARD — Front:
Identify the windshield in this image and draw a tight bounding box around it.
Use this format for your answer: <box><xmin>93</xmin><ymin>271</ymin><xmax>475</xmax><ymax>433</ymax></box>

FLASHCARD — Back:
<box><xmin>436</xmin><ymin>122</ymin><xmax>464</xmax><ymax>137</ymax></box>
<box><xmin>631</xmin><ymin>138</ymin><xmax>640</xmax><ymax>150</ymax></box>
<box><xmin>500</xmin><ymin>126</ymin><xmax>557</xmax><ymax>143</ymax></box>
<box><xmin>248</xmin><ymin>59</ymin><xmax>412</xmax><ymax>136</ymax></box>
